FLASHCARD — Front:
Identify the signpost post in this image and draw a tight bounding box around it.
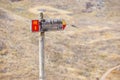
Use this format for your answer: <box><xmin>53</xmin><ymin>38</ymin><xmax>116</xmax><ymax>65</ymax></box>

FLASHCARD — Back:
<box><xmin>31</xmin><ymin>12</ymin><xmax>66</xmax><ymax>80</ymax></box>
<box><xmin>39</xmin><ymin>13</ymin><xmax>45</xmax><ymax>80</ymax></box>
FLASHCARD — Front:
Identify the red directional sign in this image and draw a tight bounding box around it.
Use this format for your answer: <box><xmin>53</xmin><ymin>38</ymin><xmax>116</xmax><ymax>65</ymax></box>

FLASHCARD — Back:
<box><xmin>31</xmin><ymin>19</ymin><xmax>66</xmax><ymax>32</ymax></box>
<box><xmin>31</xmin><ymin>20</ymin><xmax>40</xmax><ymax>32</ymax></box>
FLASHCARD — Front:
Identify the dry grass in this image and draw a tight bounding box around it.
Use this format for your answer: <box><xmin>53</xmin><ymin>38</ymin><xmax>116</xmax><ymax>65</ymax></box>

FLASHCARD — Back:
<box><xmin>0</xmin><ymin>0</ymin><xmax>120</xmax><ymax>80</ymax></box>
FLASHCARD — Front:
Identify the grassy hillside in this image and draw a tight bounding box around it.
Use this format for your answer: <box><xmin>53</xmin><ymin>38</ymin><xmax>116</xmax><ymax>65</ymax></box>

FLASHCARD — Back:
<box><xmin>0</xmin><ymin>0</ymin><xmax>120</xmax><ymax>80</ymax></box>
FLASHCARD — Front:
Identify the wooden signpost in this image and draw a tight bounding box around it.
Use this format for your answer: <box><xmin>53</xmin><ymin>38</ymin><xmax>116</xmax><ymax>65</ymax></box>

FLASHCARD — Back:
<box><xmin>31</xmin><ymin>12</ymin><xmax>66</xmax><ymax>80</ymax></box>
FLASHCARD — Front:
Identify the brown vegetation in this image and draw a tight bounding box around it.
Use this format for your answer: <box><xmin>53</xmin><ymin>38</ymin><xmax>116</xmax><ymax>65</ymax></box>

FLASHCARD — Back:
<box><xmin>0</xmin><ymin>0</ymin><xmax>120</xmax><ymax>80</ymax></box>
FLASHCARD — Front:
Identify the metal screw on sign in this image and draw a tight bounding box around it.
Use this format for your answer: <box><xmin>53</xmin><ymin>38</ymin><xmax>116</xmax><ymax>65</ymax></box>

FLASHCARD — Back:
<box><xmin>31</xmin><ymin>12</ymin><xmax>66</xmax><ymax>80</ymax></box>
